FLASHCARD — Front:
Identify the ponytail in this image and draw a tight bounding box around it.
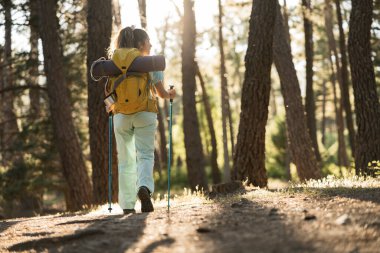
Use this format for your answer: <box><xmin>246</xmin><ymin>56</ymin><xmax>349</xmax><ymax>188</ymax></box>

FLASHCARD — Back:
<box><xmin>108</xmin><ymin>26</ymin><xmax>149</xmax><ymax>58</ymax></box>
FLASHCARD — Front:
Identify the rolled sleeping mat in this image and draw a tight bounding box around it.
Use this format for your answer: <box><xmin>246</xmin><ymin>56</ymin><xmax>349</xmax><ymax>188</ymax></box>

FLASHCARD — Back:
<box><xmin>91</xmin><ymin>55</ymin><xmax>166</xmax><ymax>78</ymax></box>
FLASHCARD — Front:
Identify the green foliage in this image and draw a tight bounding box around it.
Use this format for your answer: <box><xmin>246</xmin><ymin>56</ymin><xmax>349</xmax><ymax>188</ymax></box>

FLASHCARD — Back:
<box><xmin>154</xmin><ymin>160</ymin><xmax>189</xmax><ymax>198</ymax></box>
<box><xmin>266</xmin><ymin>115</ymin><xmax>289</xmax><ymax>180</ymax></box>
<box><xmin>0</xmin><ymin>118</ymin><xmax>64</xmax><ymax>212</ymax></box>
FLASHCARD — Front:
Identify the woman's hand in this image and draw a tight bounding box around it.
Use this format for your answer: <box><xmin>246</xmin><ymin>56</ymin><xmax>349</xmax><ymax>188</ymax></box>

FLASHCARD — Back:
<box><xmin>105</xmin><ymin>104</ymin><xmax>115</xmax><ymax>114</ymax></box>
<box><xmin>167</xmin><ymin>88</ymin><xmax>176</xmax><ymax>100</ymax></box>
<box><xmin>155</xmin><ymin>81</ymin><xmax>176</xmax><ymax>100</ymax></box>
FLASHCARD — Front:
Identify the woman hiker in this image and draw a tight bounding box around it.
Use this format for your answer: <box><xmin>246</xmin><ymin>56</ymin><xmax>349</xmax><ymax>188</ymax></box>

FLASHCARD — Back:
<box><xmin>106</xmin><ymin>26</ymin><xmax>176</xmax><ymax>213</ymax></box>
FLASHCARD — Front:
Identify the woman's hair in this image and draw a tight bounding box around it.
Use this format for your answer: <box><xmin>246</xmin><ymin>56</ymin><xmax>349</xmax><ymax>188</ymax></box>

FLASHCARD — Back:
<box><xmin>108</xmin><ymin>26</ymin><xmax>148</xmax><ymax>57</ymax></box>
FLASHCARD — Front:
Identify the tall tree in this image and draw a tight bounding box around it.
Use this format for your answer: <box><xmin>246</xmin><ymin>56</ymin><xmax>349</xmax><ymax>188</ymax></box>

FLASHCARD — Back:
<box><xmin>302</xmin><ymin>0</ymin><xmax>321</xmax><ymax>162</ymax></box>
<box><xmin>138</xmin><ymin>0</ymin><xmax>163</xmax><ymax>171</ymax></box>
<box><xmin>0</xmin><ymin>45</ymin><xmax>3</xmax><ymax>162</ymax></box>
<box><xmin>112</xmin><ymin>0</ymin><xmax>122</xmax><ymax>32</ymax></box>
<box><xmin>38</xmin><ymin>0</ymin><xmax>92</xmax><ymax>210</ymax></box>
<box><xmin>321</xmin><ymin>80</ymin><xmax>327</xmax><ymax>145</ymax></box>
<box><xmin>1</xmin><ymin>0</ymin><xmax>22</xmax><ymax>167</ymax></box>
<box><xmin>138</xmin><ymin>0</ymin><xmax>147</xmax><ymax>29</ymax></box>
<box><xmin>182</xmin><ymin>0</ymin><xmax>208</xmax><ymax>190</ymax></box>
<box><xmin>233</xmin><ymin>0</ymin><xmax>277</xmax><ymax>187</ymax></box>
<box><xmin>273</xmin><ymin>1</ymin><xmax>321</xmax><ymax>181</ymax></box>
<box><xmin>29</xmin><ymin>0</ymin><xmax>40</xmax><ymax>121</ymax></box>
<box><xmin>348</xmin><ymin>0</ymin><xmax>380</xmax><ymax>175</ymax></box>
<box><xmin>156</xmin><ymin>16</ymin><xmax>170</xmax><ymax>168</ymax></box>
<box><xmin>218</xmin><ymin>0</ymin><xmax>231</xmax><ymax>182</ymax></box>
<box><xmin>196</xmin><ymin>63</ymin><xmax>221</xmax><ymax>184</ymax></box>
<box><xmin>87</xmin><ymin>0</ymin><xmax>116</xmax><ymax>204</ymax></box>
<box><xmin>282</xmin><ymin>0</ymin><xmax>291</xmax><ymax>46</ymax></box>
<box><xmin>335</xmin><ymin>0</ymin><xmax>356</xmax><ymax>155</ymax></box>
<box><xmin>324</xmin><ymin>0</ymin><xmax>349</xmax><ymax>167</ymax></box>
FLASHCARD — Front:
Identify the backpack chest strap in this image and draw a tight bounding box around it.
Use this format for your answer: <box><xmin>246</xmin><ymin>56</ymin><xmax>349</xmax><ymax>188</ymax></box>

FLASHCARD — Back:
<box><xmin>112</xmin><ymin>72</ymin><xmax>146</xmax><ymax>93</ymax></box>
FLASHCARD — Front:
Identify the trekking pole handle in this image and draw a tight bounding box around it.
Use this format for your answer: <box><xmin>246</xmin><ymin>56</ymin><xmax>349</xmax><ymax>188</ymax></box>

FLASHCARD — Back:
<box><xmin>169</xmin><ymin>85</ymin><xmax>174</xmax><ymax>102</ymax></box>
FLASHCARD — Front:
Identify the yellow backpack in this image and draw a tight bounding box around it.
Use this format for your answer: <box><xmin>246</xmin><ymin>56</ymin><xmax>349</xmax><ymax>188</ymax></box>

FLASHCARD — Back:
<box><xmin>105</xmin><ymin>48</ymin><xmax>158</xmax><ymax>115</ymax></box>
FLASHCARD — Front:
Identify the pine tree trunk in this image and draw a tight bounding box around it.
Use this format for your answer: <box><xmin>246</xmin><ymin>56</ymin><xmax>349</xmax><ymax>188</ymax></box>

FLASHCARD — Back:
<box><xmin>138</xmin><ymin>0</ymin><xmax>147</xmax><ymax>29</ymax></box>
<box><xmin>282</xmin><ymin>0</ymin><xmax>291</xmax><ymax>46</ymax></box>
<box><xmin>273</xmin><ymin>1</ymin><xmax>321</xmax><ymax>181</ymax></box>
<box><xmin>331</xmin><ymin>73</ymin><xmax>349</xmax><ymax>169</ymax></box>
<box><xmin>335</xmin><ymin>0</ymin><xmax>356</xmax><ymax>156</ymax></box>
<box><xmin>302</xmin><ymin>0</ymin><xmax>321</xmax><ymax>162</ymax></box>
<box><xmin>348</xmin><ymin>0</ymin><xmax>380</xmax><ymax>175</ymax></box>
<box><xmin>0</xmin><ymin>46</ymin><xmax>3</xmax><ymax>162</ymax></box>
<box><xmin>233</xmin><ymin>0</ymin><xmax>277</xmax><ymax>187</ymax></box>
<box><xmin>284</xmin><ymin>124</ymin><xmax>292</xmax><ymax>181</ymax></box>
<box><xmin>324</xmin><ymin>0</ymin><xmax>349</xmax><ymax>167</ymax></box>
<box><xmin>38</xmin><ymin>0</ymin><xmax>92</xmax><ymax>210</ymax></box>
<box><xmin>1</xmin><ymin>0</ymin><xmax>22</xmax><ymax>167</ymax></box>
<box><xmin>196</xmin><ymin>64</ymin><xmax>221</xmax><ymax>184</ymax></box>
<box><xmin>321</xmin><ymin>81</ymin><xmax>327</xmax><ymax>145</ymax></box>
<box><xmin>29</xmin><ymin>0</ymin><xmax>40</xmax><ymax>121</ymax></box>
<box><xmin>218</xmin><ymin>0</ymin><xmax>231</xmax><ymax>182</ymax></box>
<box><xmin>182</xmin><ymin>0</ymin><xmax>208</xmax><ymax>191</ymax></box>
<box><xmin>270</xmin><ymin>87</ymin><xmax>278</xmax><ymax>117</ymax></box>
<box><xmin>156</xmin><ymin>17</ymin><xmax>170</xmax><ymax>171</ymax></box>
<box><xmin>227</xmin><ymin>96</ymin><xmax>235</xmax><ymax>161</ymax></box>
<box><xmin>87</xmin><ymin>0</ymin><xmax>116</xmax><ymax>205</ymax></box>
<box><xmin>112</xmin><ymin>0</ymin><xmax>121</xmax><ymax>32</ymax></box>
<box><xmin>1</xmin><ymin>1</ymin><xmax>41</xmax><ymax>217</ymax></box>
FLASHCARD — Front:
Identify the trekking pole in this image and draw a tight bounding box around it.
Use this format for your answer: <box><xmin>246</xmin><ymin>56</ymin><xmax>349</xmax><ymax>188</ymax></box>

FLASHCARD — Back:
<box><xmin>108</xmin><ymin>112</ymin><xmax>113</xmax><ymax>213</ymax></box>
<box><xmin>167</xmin><ymin>85</ymin><xmax>174</xmax><ymax>210</ymax></box>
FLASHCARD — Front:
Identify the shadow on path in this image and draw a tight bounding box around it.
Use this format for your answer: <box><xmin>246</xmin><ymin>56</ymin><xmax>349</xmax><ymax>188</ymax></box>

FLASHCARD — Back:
<box><xmin>0</xmin><ymin>221</ymin><xmax>19</xmax><ymax>234</ymax></box>
<box><xmin>196</xmin><ymin>196</ymin><xmax>315</xmax><ymax>253</ymax></box>
<box><xmin>291</xmin><ymin>187</ymin><xmax>380</xmax><ymax>204</ymax></box>
<box><xmin>8</xmin><ymin>212</ymin><xmax>148</xmax><ymax>253</ymax></box>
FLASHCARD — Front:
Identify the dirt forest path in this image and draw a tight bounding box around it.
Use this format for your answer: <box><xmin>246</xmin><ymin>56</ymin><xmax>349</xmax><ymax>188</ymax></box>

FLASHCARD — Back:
<box><xmin>1</xmin><ymin>183</ymin><xmax>380</xmax><ymax>253</ymax></box>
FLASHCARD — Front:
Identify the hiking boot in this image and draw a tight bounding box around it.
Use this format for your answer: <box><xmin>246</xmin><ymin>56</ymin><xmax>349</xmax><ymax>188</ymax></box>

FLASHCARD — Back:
<box><xmin>138</xmin><ymin>186</ymin><xmax>154</xmax><ymax>212</ymax></box>
<box><xmin>123</xmin><ymin>209</ymin><xmax>136</xmax><ymax>215</ymax></box>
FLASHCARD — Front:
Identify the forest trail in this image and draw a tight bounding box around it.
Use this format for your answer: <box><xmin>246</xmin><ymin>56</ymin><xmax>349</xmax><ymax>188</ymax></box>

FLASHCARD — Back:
<box><xmin>1</xmin><ymin>181</ymin><xmax>379</xmax><ymax>253</ymax></box>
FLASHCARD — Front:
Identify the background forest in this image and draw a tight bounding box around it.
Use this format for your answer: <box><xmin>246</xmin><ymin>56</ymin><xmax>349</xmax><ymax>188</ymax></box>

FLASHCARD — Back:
<box><xmin>0</xmin><ymin>0</ymin><xmax>379</xmax><ymax>219</ymax></box>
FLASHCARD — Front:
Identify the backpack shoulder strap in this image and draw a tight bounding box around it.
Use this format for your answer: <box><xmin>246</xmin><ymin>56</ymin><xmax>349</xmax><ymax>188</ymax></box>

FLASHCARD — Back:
<box><xmin>105</xmin><ymin>48</ymin><xmax>144</xmax><ymax>95</ymax></box>
<box><xmin>112</xmin><ymin>48</ymin><xmax>141</xmax><ymax>74</ymax></box>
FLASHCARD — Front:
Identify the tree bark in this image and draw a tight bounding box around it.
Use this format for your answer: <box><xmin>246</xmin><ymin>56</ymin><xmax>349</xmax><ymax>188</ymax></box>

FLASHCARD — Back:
<box><xmin>302</xmin><ymin>0</ymin><xmax>321</xmax><ymax>162</ymax></box>
<box><xmin>335</xmin><ymin>0</ymin><xmax>356</xmax><ymax>156</ymax></box>
<box><xmin>324</xmin><ymin>0</ymin><xmax>349</xmax><ymax>167</ymax></box>
<box><xmin>348</xmin><ymin>0</ymin><xmax>380</xmax><ymax>175</ymax></box>
<box><xmin>38</xmin><ymin>0</ymin><xmax>92</xmax><ymax>210</ymax></box>
<box><xmin>29</xmin><ymin>0</ymin><xmax>40</xmax><ymax>121</ymax></box>
<box><xmin>196</xmin><ymin>64</ymin><xmax>221</xmax><ymax>184</ymax></box>
<box><xmin>0</xmin><ymin>45</ymin><xmax>3</xmax><ymax>158</ymax></box>
<box><xmin>138</xmin><ymin>0</ymin><xmax>147</xmax><ymax>29</ymax></box>
<box><xmin>282</xmin><ymin>0</ymin><xmax>291</xmax><ymax>46</ymax></box>
<box><xmin>218</xmin><ymin>0</ymin><xmax>231</xmax><ymax>182</ymax></box>
<box><xmin>233</xmin><ymin>0</ymin><xmax>277</xmax><ymax>187</ymax></box>
<box><xmin>182</xmin><ymin>0</ymin><xmax>208</xmax><ymax>191</ymax></box>
<box><xmin>273</xmin><ymin>1</ymin><xmax>321</xmax><ymax>181</ymax></box>
<box><xmin>87</xmin><ymin>0</ymin><xmax>117</xmax><ymax>205</ymax></box>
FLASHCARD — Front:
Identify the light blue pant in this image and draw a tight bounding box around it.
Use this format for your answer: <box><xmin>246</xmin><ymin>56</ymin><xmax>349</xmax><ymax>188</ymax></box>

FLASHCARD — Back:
<box><xmin>113</xmin><ymin>111</ymin><xmax>157</xmax><ymax>209</ymax></box>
